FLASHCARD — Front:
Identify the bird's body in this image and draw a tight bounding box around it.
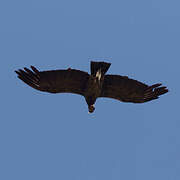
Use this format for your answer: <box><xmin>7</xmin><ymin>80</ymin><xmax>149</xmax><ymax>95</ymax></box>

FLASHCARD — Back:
<box><xmin>15</xmin><ymin>61</ymin><xmax>168</xmax><ymax>113</ymax></box>
<box><xmin>84</xmin><ymin>75</ymin><xmax>101</xmax><ymax>106</ymax></box>
<box><xmin>84</xmin><ymin>61</ymin><xmax>111</xmax><ymax>112</ymax></box>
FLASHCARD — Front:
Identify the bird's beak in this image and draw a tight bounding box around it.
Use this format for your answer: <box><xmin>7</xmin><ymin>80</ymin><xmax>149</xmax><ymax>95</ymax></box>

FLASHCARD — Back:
<box><xmin>88</xmin><ymin>104</ymin><xmax>95</xmax><ymax>113</ymax></box>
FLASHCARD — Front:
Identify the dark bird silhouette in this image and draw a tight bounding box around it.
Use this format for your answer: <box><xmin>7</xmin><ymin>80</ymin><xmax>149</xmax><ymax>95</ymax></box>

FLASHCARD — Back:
<box><xmin>15</xmin><ymin>61</ymin><xmax>168</xmax><ymax>113</ymax></box>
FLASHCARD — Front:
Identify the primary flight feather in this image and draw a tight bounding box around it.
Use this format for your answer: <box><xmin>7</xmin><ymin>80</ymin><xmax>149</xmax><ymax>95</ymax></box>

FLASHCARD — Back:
<box><xmin>15</xmin><ymin>61</ymin><xmax>168</xmax><ymax>113</ymax></box>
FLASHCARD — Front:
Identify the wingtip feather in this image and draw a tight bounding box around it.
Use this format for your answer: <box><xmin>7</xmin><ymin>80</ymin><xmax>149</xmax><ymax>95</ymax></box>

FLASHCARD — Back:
<box><xmin>15</xmin><ymin>66</ymin><xmax>41</xmax><ymax>90</ymax></box>
<box><xmin>31</xmin><ymin>66</ymin><xmax>40</xmax><ymax>74</ymax></box>
<box><xmin>144</xmin><ymin>83</ymin><xmax>168</xmax><ymax>102</ymax></box>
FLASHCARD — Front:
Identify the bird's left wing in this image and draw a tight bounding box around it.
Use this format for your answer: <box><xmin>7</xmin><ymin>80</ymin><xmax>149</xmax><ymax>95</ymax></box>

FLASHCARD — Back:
<box><xmin>99</xmin><ymin>75</ymin><xmax>168</xmax><ymax>103</ymax></box>
<box><xmin>15</xmin><ymin>66</ymin><xmax>90</xmax><ymax>96</ymax></box>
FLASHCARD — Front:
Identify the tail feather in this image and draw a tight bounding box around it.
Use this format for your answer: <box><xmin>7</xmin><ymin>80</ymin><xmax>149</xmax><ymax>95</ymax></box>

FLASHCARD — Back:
<box><xmin>90</xmin><ymin>61</ymin><xmax>111</xmax><ymax>76</ymax></box>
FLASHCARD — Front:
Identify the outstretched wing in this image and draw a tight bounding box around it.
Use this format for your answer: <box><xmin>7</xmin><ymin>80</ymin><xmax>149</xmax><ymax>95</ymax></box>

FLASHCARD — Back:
<box><xmin>15</xmin><ymin>66</ymin><xmax>90</xmax><ymax>96</ymax></box>
<box><xmin>100</xmin><ymin>75</ymin><xmax>168</xmax><ymax>103</ymax></box>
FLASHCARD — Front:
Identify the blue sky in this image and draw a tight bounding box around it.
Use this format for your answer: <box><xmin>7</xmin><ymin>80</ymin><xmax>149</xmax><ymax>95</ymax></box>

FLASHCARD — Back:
<box><xmin>0</xmin><ymin>0</ymin><xmax>179</xmax><ymax>179</ymax></box>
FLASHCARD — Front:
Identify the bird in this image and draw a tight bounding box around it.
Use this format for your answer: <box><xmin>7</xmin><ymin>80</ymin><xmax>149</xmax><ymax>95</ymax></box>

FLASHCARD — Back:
<box><xmin>15</xmin><ymin>61</ymin><xmax>168</xmax><ymax>113</ymax></box>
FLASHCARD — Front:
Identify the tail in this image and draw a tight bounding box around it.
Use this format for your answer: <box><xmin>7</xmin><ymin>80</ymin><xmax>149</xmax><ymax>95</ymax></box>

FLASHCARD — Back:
<box><xmin>90</xmin><ymin>61</ymin><xmax>111</xmax><ymax>76</ymax></box>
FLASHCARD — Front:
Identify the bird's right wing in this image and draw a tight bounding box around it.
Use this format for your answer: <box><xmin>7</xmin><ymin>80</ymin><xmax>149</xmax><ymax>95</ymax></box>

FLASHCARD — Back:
<box><xmin>15</xmin><ymin>66</ymin><xmax>90</xmax><ymax>96</ymax></box>
<box><xmin>100</xmin><ymin>75</ymin><xmax>168</xmax><ymax>103</ymax></box>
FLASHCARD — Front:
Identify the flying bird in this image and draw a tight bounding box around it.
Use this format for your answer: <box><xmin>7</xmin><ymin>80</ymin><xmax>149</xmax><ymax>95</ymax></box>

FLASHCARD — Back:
<box><xmin>15</xmin><ymin>61</ymin><xmax>168</xmax><ymax>113</ymax></box>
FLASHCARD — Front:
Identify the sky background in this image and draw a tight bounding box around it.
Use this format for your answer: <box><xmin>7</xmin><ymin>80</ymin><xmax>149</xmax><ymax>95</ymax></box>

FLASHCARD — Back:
<box><xmin>0</xmin><ymin>0</ymin><xmax>179</xmax><ymax>179</ymax></box>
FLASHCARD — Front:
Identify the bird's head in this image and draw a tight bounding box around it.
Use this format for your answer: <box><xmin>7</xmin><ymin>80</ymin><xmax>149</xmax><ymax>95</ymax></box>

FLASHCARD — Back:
<box><xmin>88</xmin><ymin>104</ymin><xmax>95</xmax><ymax>113</ymax></box>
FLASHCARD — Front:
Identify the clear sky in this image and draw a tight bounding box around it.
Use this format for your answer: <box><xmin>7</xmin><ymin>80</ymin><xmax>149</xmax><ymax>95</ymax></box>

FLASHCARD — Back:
<box><xmin>0</xmin><ymin>0</ymin><xmax>179</xmax><ymax>180</ymax></box>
